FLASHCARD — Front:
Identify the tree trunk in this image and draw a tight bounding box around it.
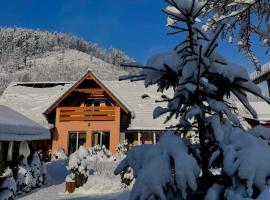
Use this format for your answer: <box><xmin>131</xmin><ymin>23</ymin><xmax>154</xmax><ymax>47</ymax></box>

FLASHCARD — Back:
<box><xmin>197</xmin><ymin>116</ymin><xmax>209</xmax><ymax>184</ymax></box>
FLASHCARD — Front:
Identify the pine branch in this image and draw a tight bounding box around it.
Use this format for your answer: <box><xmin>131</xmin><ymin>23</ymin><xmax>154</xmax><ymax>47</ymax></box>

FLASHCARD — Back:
<box><xmin>120</xmin><ymin>63</ymin><xmax>167</xmax><ymax>72</ymax></box>
<box><xmin>167</xmin><ymin>30</ymin><xmax>188</xmax><ymax>35</ymax></box>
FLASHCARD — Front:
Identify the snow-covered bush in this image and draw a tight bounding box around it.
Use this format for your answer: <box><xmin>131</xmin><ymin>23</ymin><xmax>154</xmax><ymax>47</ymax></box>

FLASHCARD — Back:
<box><xmin>0</xmin><ymin>167</ymin><xmax>17</xmax><ymax>200</ymax></box>
<box><xmin>52</xmin><ymin>148</ymin><xmax>67</xmax><ymax>160</ymax></box>
<box><xmin>66</xmin><ymin>145</ymin><xmax>125</xmax><ymax>188</ymax></box>
<box><xmin>16</xmin><ymin>142</ymin><xmax>33</xmax><ymax>194</ymax></box>
<box><xmin>120</xmin><ymin>167</ymin><xmax>133</xmax><ymax>188</ymax></box>
<box><xmin>117</xmin><ymin>139</ymin><xmax>129</xmax><ymax>156</ymax></box>
<box><xmin>116</xmin><ymin>0</ymin><xmax>270</xmax><ymax>199</ymax></box>
<box><xmin>29</xmin><ymin>152</ymin><xmax>46</xmax><ymax>187</ymax></box>
<box><xmin>16</xmin><ymin>142</ymin><xmax>46</xmax><ymax>194</ymax></box>
<box><xmin>16</xmin><ymin>158</ymin><xmax>33</xmax><ymax>194</ymax></box>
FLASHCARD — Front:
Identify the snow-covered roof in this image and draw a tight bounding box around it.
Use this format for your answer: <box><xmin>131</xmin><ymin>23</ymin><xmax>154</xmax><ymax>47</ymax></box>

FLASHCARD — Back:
<box><xmin>250</xmin><ymin>61</ymin><xmax>270</xmax><ymax>83</ymax></box>
<box><xmin>0</xmin><ymin>80</ymin><xmax>178</xmax><ymax>130</ymax></box>
<box><xmin>0</xmin><ymin>82</ymin><xmax>73</xmax><ymax>127</ymax></box>
<box><xmin>103</xmin><ymin>80</ymin><xmax>178</xmax><ymax>130</ymax></box>
<box><xmin>0</xmin><ymin>105</ymin><xmax>50</xmax><ymax>141</ymax></box>
<box><xmin>236</xmin><ymin>101</ymin><xmax>270</xmax><ymax>121</ymax></box>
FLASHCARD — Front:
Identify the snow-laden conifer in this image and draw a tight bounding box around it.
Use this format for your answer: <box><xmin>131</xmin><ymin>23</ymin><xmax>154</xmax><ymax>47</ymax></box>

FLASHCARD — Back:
<box><xmin>116</xmin><ymin>0</ymin><xmax>270</xmax><ymax>199</ymax></box>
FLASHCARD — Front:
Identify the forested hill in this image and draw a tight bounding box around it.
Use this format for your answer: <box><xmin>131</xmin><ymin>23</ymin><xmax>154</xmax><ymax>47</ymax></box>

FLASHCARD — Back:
<box><xmin>0</xmin><ymin>27</ymin><xmax>136</xmax><ymax>93</ymax></box>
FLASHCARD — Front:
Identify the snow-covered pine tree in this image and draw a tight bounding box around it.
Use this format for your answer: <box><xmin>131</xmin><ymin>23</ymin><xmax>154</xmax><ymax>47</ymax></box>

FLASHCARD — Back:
<box><xmin>0</xmin><ymin>167</ymin><xmax>17</xmax><ymax>200</ymax></box>
<box><xmin>201</xmin><ymin>0</ymin><xmax>270</xmax><ymax>68</ymax></box>
<box><xmin>29</xmin><ymin>151</ymin><xmax>45</xmax><ymax>188</ymax></box>
<box><xmin>16</xmin><ymin>142</ymin><xmax>33</xmax><ymax>194</ymax></box>
<box><xmin>115</xmin><ymin>0</ymin><xmax>270</xmax><ymax>199</ymax></box>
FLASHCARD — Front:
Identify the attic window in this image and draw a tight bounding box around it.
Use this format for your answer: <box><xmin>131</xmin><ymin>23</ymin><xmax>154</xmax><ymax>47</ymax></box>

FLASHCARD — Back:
<box><xmin>141</xmin><ymin>94</ymin><xmax>150</xmax><ymax>99</ymax></box>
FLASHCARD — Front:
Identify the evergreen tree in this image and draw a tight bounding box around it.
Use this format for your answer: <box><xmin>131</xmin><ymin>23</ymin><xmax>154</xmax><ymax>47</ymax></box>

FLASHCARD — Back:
<box><xmin>115</xmin><ymin>0</ymin><xmax>270</xmax><ymax>199</ymax></box>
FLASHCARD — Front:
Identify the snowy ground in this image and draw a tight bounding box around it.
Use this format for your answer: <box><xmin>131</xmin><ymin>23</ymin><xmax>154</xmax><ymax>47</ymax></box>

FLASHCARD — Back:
<box><xmin>17</xmin><ymin>160</ymin><xmax>130</xmax><ymax>200</ymax></box>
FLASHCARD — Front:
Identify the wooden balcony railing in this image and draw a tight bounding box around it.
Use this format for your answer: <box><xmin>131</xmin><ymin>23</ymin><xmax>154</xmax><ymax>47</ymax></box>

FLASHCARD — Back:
<box><xmin>59</xmin><ymin>106</ymin><xmax>115</xmax><ymax>122</ymax></box>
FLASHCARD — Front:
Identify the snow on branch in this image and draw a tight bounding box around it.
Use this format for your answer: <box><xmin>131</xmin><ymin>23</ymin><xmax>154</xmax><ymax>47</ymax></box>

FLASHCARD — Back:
<box><xmin>114</xmin><ymin>132</ymin><xmax>199</xmax><ymax>200</ymax></box>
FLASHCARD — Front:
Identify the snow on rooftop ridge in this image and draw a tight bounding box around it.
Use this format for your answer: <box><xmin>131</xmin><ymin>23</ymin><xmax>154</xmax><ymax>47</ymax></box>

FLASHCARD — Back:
<box><xmin>250</xmin><ymin>61</ymin><xmax>270</xmax><ymax>82</ymax></box>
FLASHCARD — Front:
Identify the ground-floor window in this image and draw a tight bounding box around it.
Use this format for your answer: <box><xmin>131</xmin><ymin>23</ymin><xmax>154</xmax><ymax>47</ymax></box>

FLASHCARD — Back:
<box><xmin>91</xmin><ymin>131</ymin><xmax>110</xmax><ymax>149</ymax></box>
<box><xmin>68</xmin><ymin>131</ymin><xmax>86</xmax><ymax>155</ymax></box>
<box><xmin>125</xmin><ymin>131</ymin><xmax>162</xmax><ymax>146</ymax></box>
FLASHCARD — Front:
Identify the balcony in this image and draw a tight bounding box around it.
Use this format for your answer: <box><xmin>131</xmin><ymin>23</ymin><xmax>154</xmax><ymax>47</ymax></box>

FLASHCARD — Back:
<box><xmin>58</xmin><ymin>106</ymin><xmax>115</xmax><ymax>122</ymax></box>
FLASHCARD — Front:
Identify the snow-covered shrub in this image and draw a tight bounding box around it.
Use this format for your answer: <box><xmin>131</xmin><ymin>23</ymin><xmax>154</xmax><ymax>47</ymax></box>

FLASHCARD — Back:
<box><xmin>29</xmin><ymin>152</ymin><xmax>46</xmax><ymax>187</ymax></box>
<box><xmin>117</xmin><ymin>139</ymin><xmax>129</xmax><ymax>156</ymax></box>
<box><xmin>66</xmin><ymin>145</ymin><xmax>125</xmax><ymax>188</ymax></box>
<box><xmin>52</xmin><ymin>148</ymin><xmax>67</xmax><ymax>160</ymax></box>
<box><xmin>120</xmin><ymin>167</ymin><xmax>133</xmax><ymax>188</ymax></box>
<box><xmin>16</xmin><ymin>142</ymin><xmax>46</xmax><ymax>194</ymax></box>
<box><xmin>116</xmin><ymin>140</ymin><xmax>134</xmax><ymax>187</ymax></box>
<box><xmin>88</xmin><ymin>145</ymin><xmax>112</xmax><ymax>158</ymax></box>
<box><xmin>16</xmin><ymin>157</ymin><xmax>33</xmax><ymax>194</ymax></box>
<box><xmin>117</xmin><ymin>0</ymin><xmax>270</xmax><ymax>199</ymax></box>
<box><xmin>0</xmin><ymin>167</ymin><xmax>17</xmax><ymax>200</ymax></box>
<box><xmin>16</xmin><ymin>142</ymin><xmax>33</xmax><ymax>194</ymax></box>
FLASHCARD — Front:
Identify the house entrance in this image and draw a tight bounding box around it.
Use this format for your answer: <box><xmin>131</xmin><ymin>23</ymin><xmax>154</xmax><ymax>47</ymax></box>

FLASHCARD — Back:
<box><xmin>91</xmin><ymin>131</ymin><xmax>110</xmax><ymax>149</ymax></box>
<box><xmin>68</xmin><ymin>131</ymin><xmax>86</xmax><ymax>155</ymax></box>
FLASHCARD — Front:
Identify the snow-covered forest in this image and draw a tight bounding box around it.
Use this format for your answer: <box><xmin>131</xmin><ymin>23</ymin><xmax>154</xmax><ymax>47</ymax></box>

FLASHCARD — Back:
<box><xmin>0</xmin><ymin>27</ymin><xmax>135</xmax><ymax>93</ymax></box>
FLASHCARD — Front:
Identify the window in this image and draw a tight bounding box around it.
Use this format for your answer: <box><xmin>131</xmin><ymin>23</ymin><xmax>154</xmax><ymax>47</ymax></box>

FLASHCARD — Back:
<box><xmin>105</xmin><ymin>100</ymin><xmax>111</xmax><ymax>106</ymax></box>
<box><xmin>68</xmin><ymin>131</ymin><xmax>86</xmax><ymax>155</ymax></box>
<box><xmin>84</xmin><ymin>99</ymin><xmax>93</xmax><ymax>107</ymax></box>
<box><xmin>93</xmin><ymin>100</ymin><xmax>100</xmax><ymax>107</ymax></box>
<box><xmin>92</xmin><ymin>131</ymin><xmax>110</xmax><ymax>149</ymax></box>
<box><xmin>84</xmin><ymin>99</ymin><xmax>100</xmax><ymax>107</ymax></box>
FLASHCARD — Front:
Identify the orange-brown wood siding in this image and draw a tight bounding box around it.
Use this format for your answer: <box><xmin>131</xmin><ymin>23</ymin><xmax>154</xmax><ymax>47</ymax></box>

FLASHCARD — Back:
<box><xmin>46</xmin><ymin>72</ymin><xmax>130</xmax><ymax>155</ymax></box>
<box><xmin>52</xmin><ymin>106</ymin><xmax>121</xmax><ymax>154</ymax></box>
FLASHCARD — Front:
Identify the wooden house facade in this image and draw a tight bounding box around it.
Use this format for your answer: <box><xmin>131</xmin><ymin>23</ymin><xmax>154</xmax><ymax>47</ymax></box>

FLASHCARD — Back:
<box><xmin>43</xmin><ymin>71</ymin><xmax>131</xmax><ymax>154</ymax></box>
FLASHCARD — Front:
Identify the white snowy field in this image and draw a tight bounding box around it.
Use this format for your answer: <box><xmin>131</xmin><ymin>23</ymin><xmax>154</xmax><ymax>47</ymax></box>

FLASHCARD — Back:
<box><xmin>17</xmin><ymin>160</ymin><xmax>130</xmax><ymax>200</ymax></box>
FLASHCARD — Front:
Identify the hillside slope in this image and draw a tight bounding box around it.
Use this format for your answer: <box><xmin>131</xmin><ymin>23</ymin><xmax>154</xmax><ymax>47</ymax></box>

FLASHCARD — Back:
<box><xmin>0</xmin><ymin>27</ymin><xmax>136</xmax><ymax>93</ymax></box>
<box><xmin>17</xmin><ymin>49</ymin><xmax>129</xmax><ymax>82</ymax></box>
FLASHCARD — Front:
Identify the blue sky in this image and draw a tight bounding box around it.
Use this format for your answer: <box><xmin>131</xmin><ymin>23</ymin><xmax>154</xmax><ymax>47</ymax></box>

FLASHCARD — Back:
<box><xmin>0</xmin><ymin>0</ymin><xmax>269</xmax><ymax>74</ymax></box>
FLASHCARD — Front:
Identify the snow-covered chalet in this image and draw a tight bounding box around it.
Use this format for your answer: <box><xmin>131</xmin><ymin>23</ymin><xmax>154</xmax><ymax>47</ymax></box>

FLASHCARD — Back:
<box><xmin>0</xmin><ymin>70</ymin><xmax>177</xmax><ymax>155</ymax></box>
